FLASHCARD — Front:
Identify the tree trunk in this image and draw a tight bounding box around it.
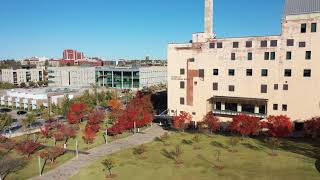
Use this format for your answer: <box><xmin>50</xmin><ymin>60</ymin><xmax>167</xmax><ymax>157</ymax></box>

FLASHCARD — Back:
<box><xmin>108</xmin><ymin>169</ymin><xmax>112</xmax><ymax>176</ymax></box>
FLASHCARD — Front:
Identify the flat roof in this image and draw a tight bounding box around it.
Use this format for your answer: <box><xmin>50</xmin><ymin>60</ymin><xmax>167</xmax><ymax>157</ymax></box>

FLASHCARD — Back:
<box><xmin>285</xmin><ymin>0</ymin><xmax>320</xmax><ymax>15</ymax></box>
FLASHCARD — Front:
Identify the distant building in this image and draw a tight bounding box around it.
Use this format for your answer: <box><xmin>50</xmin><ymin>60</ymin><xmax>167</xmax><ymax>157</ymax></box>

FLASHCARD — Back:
<box><xmin>1</xmin><ymin>67</ymin><xmax>45</xmax><ymax>86</ymax></box>
<box><xmin>0</xmin><ymin>88</ymin><xmax>80</xmax><ymax>110</ymax></box>
<box><xmin>96</xmin><ymin>66</ymin><xmax>167</xmax><ymax>89</ymax></box>
<box><xmin>21</xmin><ymin>57</ymin><xmax>48</xmax><ymax>68</ymax></box>
<box><xmin>48</xmin><ymin>66</ymin><xmax>96</xmax><ymax>87</ymax></box>
<box><xmin>168</xmin><ymin>0</ymin><xmax>320</xmax><ymax>125</ymax></box>
<box><xmin>63</xmin><ymin>49</ymin><xmax>85</xmax><ymax>60</ymax></box>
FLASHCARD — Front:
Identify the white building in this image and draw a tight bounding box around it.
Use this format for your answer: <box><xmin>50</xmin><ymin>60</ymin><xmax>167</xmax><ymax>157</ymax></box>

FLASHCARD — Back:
<box><xmin>1</xmin><ymin>68</ymin><xmax>45</xmax><ymax>86</ymax></box>
<box><xmin>48</xmin><ymin>66</ymin><xmax>96</xmax><ymax>87</ymax></box>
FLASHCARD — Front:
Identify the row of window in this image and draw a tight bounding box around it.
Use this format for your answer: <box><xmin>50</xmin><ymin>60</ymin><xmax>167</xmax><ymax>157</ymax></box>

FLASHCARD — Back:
<box><xmin>209</xmin><ymin>37</ymin><xmax>315</xmax><ymax>49</ymax></box>
<box><xmin>211</xmin><ymin>83</ymin><xmax>289</xmax><ymax>92</ymax></box>
<box><xmin>212</xmin><ymin>69</ymin><xmax>312</xmax><ymax>77</ymax></box>
<box><xmin>229</xmin><ymin>50</ymin><xmax>311</xmax><ymax>61</ymax></box>
<box><xmin>273</xmin><ymin>104</ymin><xmax>288</xmax><ymax>111</ymax></box>
<box><xmin>301</xmin><ymin>23</ymin><xmax>317</xmax><ymax>33</ymax></box>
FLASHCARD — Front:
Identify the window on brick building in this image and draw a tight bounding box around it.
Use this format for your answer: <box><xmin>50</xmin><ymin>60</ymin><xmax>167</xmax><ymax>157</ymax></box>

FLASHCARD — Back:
<box><xmin>301</xmin><ymin>23</ymin><xmax>307</xmax><ymax>33</ymax></box>
<box><xmin>199</xmin><ymin>69</ymin><xmax>204</xmax><ymax>78</ymax></box>
<box><xmin>299</xmin><ymin>42</ymin><xmax>306</xmax><ymax>47</ymax></box>
<box><xmin>270</xmin><ymin>52</ymin><xmax>276</xmax><ymax>60</ymax></box>
<box><xmin>284</xmin><ymin>69</ymin><xmax>292</xmax><ymax>77</ymax></box>
<box><xmin>180</xmin><ymin>81</ymin><xmax>185</xmax><ymax>89</ymax></box>
<box><xmin>282</xmin><ymin>104</ymin><xmax>288</xmax><ymax>111</ymax></box>
<box><xmin>213</xmin><ymin>69</ymin><xmax>219</xmax><ymax>76</ymax></box>
<box><xmin>287</xmin><ymin>39</ymin><xmax>294</xmax><ymax>46</ymax></box>
<box><xmin>304</xmin><ymin>69</ymin><xmax>311</xmax><ymax>77</ymax></box>
<box><xmin>229</xmin><ymin>85</ymin><xmax>235</xmax><ymax>92</ymax></box>
<box><xmin>228</xmin><ymin>69</ymin><xmax>235</xmax><ymax>76</ymax></box>
<box><xmin>213</xmin><ymin>83</ymin><xmax>218</xmax><ymax>91</ymax></box>
<box><xmin>286</xmin><ymin>51</ymin><xmax>292</xmax><ymax>60</ymax></box>
<box><xmin>261</xmin><ymin>69</ymin><xmax>268</xmax><ymax>77</ymax></box>
<box><xmin>261</xmin><ymin>40</ymin><xmax>267</xmax><ymax>47</ymax></box>
<box><xmin>306</xmin><ymin>51</ymin><xmax>312</xmax><ymax>60</ymax></box>
<box><xmin>180</xmin><ymin>97</ymin><xmax>185</xmax><ymax>105</ymax></box>
<box><xmin>248</xmin><ymin>52</ymin><xmax>253</xmax><ymax>60</ymax></box>
<box><xmin>246</xmin><ymin>69</ymin><xmax>253</xmax><ymax>76</ymax></box>
<box><xmin>180</xmin><ymin>68</ymin><xmax>185</xmax><ymax>75</ymax></box>
<box><xmin>311</xmin><ymin>23</ymin><xmax>317</xmax><ymax>32</ymax></box>
<box><xmin>264</xmin><ymin>52</ymin><xmax>270</xmax><ymax>60</ymax></box>
<box><xmin>261</xmin><ymin>84</ymin><xmax>268</xmax><ymax>93</ymax></box>
<box><xmin>273</xmin><ymin>104</ymin><xmax>278</xmax><ymax>110</ymax></box>
<box><xmin>231</xmin><ymin>53</ymin><xmax>236</xmax><ymax>60</ymax></box>
<box><xmin>209</xmin><ymin>43</ymin><xmax>215</xmax><ymax>48</ymax></box>
<box><xmin>270</xmin><ymin>40</ymin><xmax>278</xmax><ymax>47</ymax></box>
<box><xmin>233</xmin><ymin>42</ymin><xmax>239</xmax><ymax>48</ymax></box>
<box><xmin>246</xmin><ymin>41</ymin><xmax>252</xmax><ymax>48</ymax></box>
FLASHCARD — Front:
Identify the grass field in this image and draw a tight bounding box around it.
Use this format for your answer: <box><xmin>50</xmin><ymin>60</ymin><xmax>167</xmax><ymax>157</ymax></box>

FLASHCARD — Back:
<box><xmin>70</xmin><ymin>132</ymin><xmax>320</xmax><ymax>180</ymax></box>
<box><xmin>4</xmin><ymin>122</ymin><xmax>143</xmax><ymax>180</ymax></box>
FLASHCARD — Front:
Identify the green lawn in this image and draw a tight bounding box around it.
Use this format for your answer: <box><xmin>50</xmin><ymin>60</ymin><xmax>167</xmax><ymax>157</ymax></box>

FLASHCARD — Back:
<box><xmin>4</xmin><ymin>122</ymin><xmax>145</xmax><ymax>180</ymax></box>
<box><xmin>70</xmin><ymin>133</ymin><xmax>320</xmax><ymax>180</ymax></box>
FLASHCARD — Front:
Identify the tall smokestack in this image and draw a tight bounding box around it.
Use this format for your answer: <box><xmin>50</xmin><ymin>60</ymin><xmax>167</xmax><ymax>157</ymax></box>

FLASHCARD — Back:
<box><xmin>204</xmin><ymin>0</ymin><xmax>213</xmax><ymax>34</ymax></box>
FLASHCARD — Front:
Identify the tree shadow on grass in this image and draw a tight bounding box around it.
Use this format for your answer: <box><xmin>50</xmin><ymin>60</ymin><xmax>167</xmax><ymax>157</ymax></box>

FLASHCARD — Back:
<box><xmin>241</xmin><ymin>143</ymin><xmax>261</xmax><ymax>151</ymax></box>
<box><xmin>315</xmin><ymin>159</ymin><xmax>320</xmax><ymax>173</ymax></box>
<box><xmin>210</xmin><ymin>141</ymin><xmax>228</xmax><ymax>149</ymax></box>
<box><xmin>181</xmin><ymin>139</ymin><xmax>193</xmax><ymax>145</ymax></box>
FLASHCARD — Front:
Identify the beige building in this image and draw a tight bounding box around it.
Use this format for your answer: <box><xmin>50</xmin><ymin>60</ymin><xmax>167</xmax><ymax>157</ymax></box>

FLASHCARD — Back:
<box><xmin>48</xmin><ymin>66</ymin><xmax>96</xmax><ymax>87</ymax></box>
<box><xmin>167</xmin><ymin>0</ymin><xmax>320</xmax><ymax>125</ymax></box>
<box><xmin>1</xmin><ymin>68</ymin><xmax>45</xmax><ymax>86</ymax></box>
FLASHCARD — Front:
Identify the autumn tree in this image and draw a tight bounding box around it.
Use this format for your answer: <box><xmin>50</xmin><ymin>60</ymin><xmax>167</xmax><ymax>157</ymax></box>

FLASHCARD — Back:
<box><xmin>108</xmin><ymin>98</ymin><xmax>122</xmax><ymax>110</ymax></box>
<box><xmin>203</xmin><ymin>112</ymin><xmax>220</xmax><ymax>134</ymax></box>
<box><xmin>39</xmin><ymin>147</ymin><xmax>65</xmax><ymax>163</ymax></box>
<box><xmin>228</xmin><ymin>114</ymin><xmax>261</xmax><ymax>136</ymax></box>
<box><xmin>67</xmin><ymin>103</ymin><xmax>87</xmax><ymax>124</ymax></box>
<box><xmin>16</xmin><ymin>140</ymin><xmax>42</xmax><ymax>157</ymax></box>
<box><xmin>264</xmin><ymin>115</ymin><xmax>293</xmax><ymax>156</ymax></box>
<box><xmin>82</xmin><ymin>126</ymin><xmax>96</xmax><ymax>144</ymax></box>
<box><xmin>133</xmin><ymin>144</ymin><xmax>147</xmax><ymax>159</ymax></box>
<box><xmin>0</xmin><ymin>137</ymin><xmax>16</xmax><ymax>153</ymax></box>
<box><xmin>304</xmin><ymin>117</ymin><xmax>320</xmax><ymax>139</ymax></box>
<box><xmin>173</xmin><ymin>112</ymin><xmax>192</xmax><ymax>132</ymax></box>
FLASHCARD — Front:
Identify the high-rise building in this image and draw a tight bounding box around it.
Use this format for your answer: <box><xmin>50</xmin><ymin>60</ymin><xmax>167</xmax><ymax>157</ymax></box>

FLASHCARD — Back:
<box><xmin>167</xmin><ymin>0</ymin><xmax>320</xmax><ymax>128</ymax></box>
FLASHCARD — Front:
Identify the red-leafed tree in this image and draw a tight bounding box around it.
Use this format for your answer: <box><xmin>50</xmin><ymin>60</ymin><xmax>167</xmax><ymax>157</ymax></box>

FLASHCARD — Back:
<box><xmin>67</xmin><ymin>103</ymin><xmax>87</xmax><ymax>124</ymax></box>
<box><xmin>265</xmin><ymin>115</ymin><xmax>293</xmax><ymax>138</ymax></box>
<box><xmin>59</xmin><ymin>124</ymin><xmax>77</xmax><ymax>145</ymax></box>
<box><xmin>203</xmin><ymin>112</ymin><xmax>220</xmax><ymax>134</ymax></box>
<box><xmin>39</xmin><ymin>147</ymin><xmax>65</xmax><ymax>163</ymax></box>
<box><xmin>16</xmin><ymin>140</ymin><xmax>42</xmax><ymax>157</ymax></box>
<box><xmin>304</xmin><ymin>117</ymin><xmax>320</xmax><ymax>139</ymax></box>
<box><xmin>228</xmin><ymin>114</ymin><xmax>261</xmax><ymax>136</ymax></box>
<box><xmin>265</xmin><ymin>115</ymin><xmax>293</xmax><ymax>156</ymax></box>
<box><xmin>82</xmin><ymin>126</ymin><xmax>96</xmax><ymax>144</ymax></box>
<box><xmin>0</xmin><ymin>138</ymin><xmax>16</xmax><ymax>152</ymax></box>
<box><xmin>40</xmin><ymin>124</ymin><xmax>53</xmax><ymax>138</ymax></box>
<box><xmin>107</xmin><ymin>94</ymin><xmax>154</xmax><ymax>136</ymax></box>
<box><xmin>173</xmin><ymin>111</ymin><xmax>192</xmax><ymax>132</ymax></box>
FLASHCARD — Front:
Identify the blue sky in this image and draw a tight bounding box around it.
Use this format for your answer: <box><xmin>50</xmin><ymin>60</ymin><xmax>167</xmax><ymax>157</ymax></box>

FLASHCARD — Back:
<box><xmin>0</xmin><ymin>0</ymin><xmax>284</xmax><ymax>60</ymax></box>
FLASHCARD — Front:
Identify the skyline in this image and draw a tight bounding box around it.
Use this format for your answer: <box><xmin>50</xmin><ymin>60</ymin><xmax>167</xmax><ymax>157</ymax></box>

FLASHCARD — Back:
<box><xmin>0</xmin><ymin>0</ymin><xmax>284</xmax><ymax>60</ymax></box>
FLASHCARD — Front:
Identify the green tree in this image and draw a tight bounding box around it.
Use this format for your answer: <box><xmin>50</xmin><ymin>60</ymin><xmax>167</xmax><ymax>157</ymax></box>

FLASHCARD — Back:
<box><xmin>102</xmin><ymin>158</ymin><xmax>115</xmax><ymax>178</ymax></box>
<box><xmin>0</xmin><ymin>113</ymin><xmax>13</xmax><ymax>131</ymax></box>
<box><xmin>23</xmin><ymin>113</ymin><xmax>36</xmax><ymax>129</ymax></box>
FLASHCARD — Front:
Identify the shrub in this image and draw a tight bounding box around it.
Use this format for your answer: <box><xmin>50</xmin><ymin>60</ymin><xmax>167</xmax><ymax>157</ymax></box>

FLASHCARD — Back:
<box><xmin>304</xmin><ymin>117</ymin><xmax>320</xmax><ymax>139</ymax></box>
<box><xmin>173</xmin><ymin>112</ymin><xmax>192</xmax><ymax>132</ymax></box>
<box><xmin>228</xmin><ymin>137</ymin><xmax>240</xmax><ymax>153</ymax></box>
<box><xmin>228</xmin><ymin>114</ymin><xmax>261</xmax><ymax>136</ymax></box>
<box><xmin>162</xmin><ymin>145</ymin><xmax>184</xmax><ymax>164</ymax></box>
<box><xmin>102</xmin><ymin>158</ymin><xmax>115</xmax><ymax>178</ymax></box>
<box><xmin>133</xmin><ymin>144</ymin><xmax>147</xmax><ymax>159</ymax></box>
<box><xmin>203</xmin><ymin>112</ymin><xmax>220</xmax><ymax>134</ymax></box>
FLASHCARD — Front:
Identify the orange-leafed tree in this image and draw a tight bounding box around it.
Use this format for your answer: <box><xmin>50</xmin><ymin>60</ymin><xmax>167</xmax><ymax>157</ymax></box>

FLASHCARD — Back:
<box><xmin>203</xmin><ymin>112</ymin><xmax>220</xmax><ymax>134</ymax></box>
<box><xmin>108</xmin><ymin>99</ymin><xmax>122</xmax><ymax>110</ymax></box>
<box><xmin>173</xmin><ymin>112</ymin><xmax>192</xmax><ymax>132</ymax></box>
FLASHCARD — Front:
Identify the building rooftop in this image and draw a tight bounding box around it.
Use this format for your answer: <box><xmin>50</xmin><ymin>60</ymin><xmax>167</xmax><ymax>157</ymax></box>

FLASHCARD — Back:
<box><xmin>285</xmin><ymin>0</ymin><xmax>320</xmax><ymax>15</ymax></box>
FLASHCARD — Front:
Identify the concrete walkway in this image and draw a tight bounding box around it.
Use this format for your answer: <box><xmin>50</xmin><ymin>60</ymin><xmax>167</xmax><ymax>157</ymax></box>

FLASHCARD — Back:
<box><xmin>29</xmin><ymin>124</ymin><xmax>167</xmax><ymax>180</ymax></box>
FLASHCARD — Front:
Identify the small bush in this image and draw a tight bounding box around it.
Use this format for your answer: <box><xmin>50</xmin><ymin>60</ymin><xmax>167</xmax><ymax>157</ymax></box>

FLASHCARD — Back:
<box><xmin>228</xmin><ymin>137</ymin><xmax>240</xmax><ymax>153</ymax></box>
<box><xmin>162</xmin><ymin>145</ymin><xmax>183</xmax><ymax>164</ymax></box>
<box><xmin>133</xmin><ymin>144</ymin><xmax>147</xmax><ymax>159</ymax></box>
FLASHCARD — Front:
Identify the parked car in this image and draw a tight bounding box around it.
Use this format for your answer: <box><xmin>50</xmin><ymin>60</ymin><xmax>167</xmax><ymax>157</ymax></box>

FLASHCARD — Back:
<box><xmin>0</xmin><ymin>108</ymin><xmax>12</xmax><ymax>113</ymax></box>
<box><xmin>27</xmin><ymin>121</ymin><xmax>43</xmax><ymax>129</ymax></box>
<box><xmin>17</xmin><ymin>110</ymin><xmax>27</xmax><ymax>115</ymax></box>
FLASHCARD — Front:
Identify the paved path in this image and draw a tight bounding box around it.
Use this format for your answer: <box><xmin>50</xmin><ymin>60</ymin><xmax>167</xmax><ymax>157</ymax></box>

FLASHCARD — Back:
<box><xmin>29</xmin><ymin>124</ymin><xmax>167</xmax><ymax>180</ymax></box>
